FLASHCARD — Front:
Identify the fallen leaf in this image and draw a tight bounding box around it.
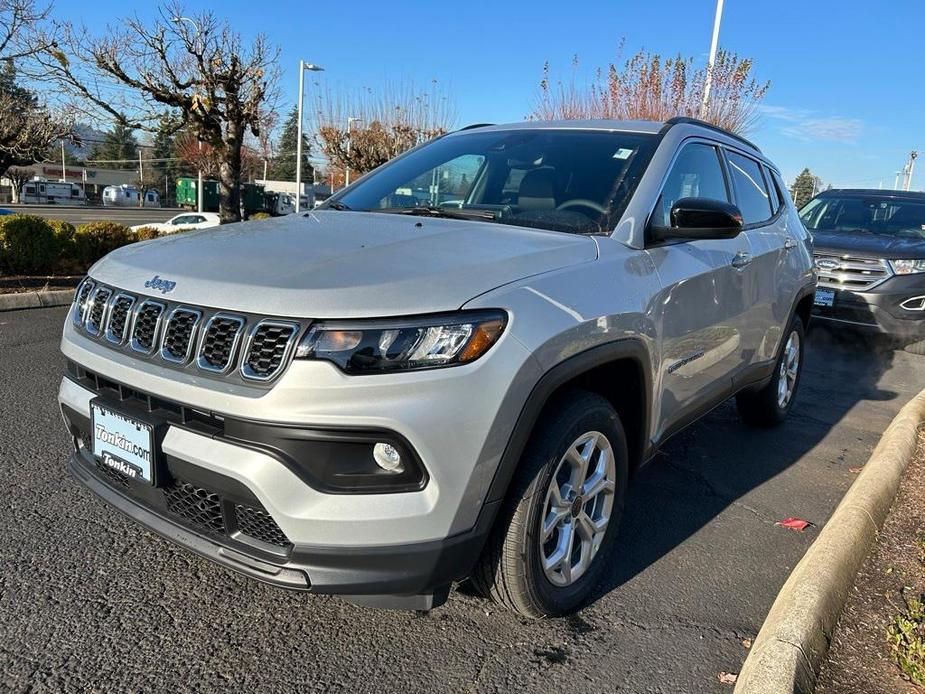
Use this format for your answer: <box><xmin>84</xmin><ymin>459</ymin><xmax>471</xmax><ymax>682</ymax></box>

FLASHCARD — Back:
<box><xmin>848</xmin><ymin>466</ymin><xmax>863</xmax><ymax>474</ymax></box>
<box><xmin>718</xmin><ymin>672</ymin><xmax>738</xmax><ymax>685</ymax></box>
<box><xmin>776</xmin><ymin>517</ymin><xmax>813</xmax><ymax>532</ymax></box>
<box><xmin>742</xmin><ymin>638</ymin><xmax>752</xmax><ymax>649</ymax></box>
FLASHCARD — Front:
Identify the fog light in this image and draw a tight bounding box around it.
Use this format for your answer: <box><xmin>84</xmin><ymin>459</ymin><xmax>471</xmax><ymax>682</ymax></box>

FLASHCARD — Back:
<box><xmin>373</xmin><ymin>442</ymin><xmax>404</xmax><ymax>473</ymax></box>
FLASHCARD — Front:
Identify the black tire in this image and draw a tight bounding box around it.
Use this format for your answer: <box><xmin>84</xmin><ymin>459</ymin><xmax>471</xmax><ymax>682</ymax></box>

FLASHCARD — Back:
<box><xmin>471</xmin><ymin>390</ymin><xmax>629</xmax><ymax>618</ymax></box>
<box><xmin>736</xmin><ymin>314</ymin><xmax>806</xmax><ymax>426</ymax></box>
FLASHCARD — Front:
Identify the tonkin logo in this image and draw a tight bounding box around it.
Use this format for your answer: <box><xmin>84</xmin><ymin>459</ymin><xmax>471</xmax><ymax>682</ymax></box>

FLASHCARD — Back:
<box><xmin>144</xmin><ymin>275</ymin><xmax>177</xmax><ymax>294</ymax></box>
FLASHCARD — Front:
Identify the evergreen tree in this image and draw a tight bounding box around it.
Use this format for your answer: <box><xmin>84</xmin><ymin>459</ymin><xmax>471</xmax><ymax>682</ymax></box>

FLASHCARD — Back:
<box><xmin>150</xmin><ymin>115</ymin><xmax>193</xmax><ymax>204</ymax></box>
<box><xmin>790</xmin><ymin>168</ymin><xmax>823</xmax><ymax>209</ymax></box>
<box><xmin>269</xmin><ymin>106</ymin><xmax>312</xmax><ymax>182</ymax></box>
<box><xmin>90</xmin><ymin>123</ymin><xmax>138</xmax><ymax>169</ymax></box>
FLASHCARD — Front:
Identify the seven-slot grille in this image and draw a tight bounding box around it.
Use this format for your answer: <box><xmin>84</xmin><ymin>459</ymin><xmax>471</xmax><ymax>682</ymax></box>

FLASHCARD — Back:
<box><xmin>70</xmin><ymin>280</ymin><xmax>301</xmax><ymax>383</ymax></box>
<box><xmin>161</xmin><ymin>308</ymin><xmax>201</xmax><ymax>363</ymax></box>
<box><xmin>813</xmin><ymin>253</ymin><xmax>892</xmax><ymax>292</ymax></box>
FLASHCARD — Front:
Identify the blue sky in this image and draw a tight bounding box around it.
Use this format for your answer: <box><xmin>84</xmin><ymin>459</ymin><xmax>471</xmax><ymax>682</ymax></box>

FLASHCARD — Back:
<box><xmin>64</xmin><ymin>0</ymin><xmax>920</xmax><ymax>188</ymax></box>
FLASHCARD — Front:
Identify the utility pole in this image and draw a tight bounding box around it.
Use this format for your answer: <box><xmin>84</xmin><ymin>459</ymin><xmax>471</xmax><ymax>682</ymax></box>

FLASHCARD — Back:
<box><xmin>904</xmin><ymin>151</ymin><xmax>918</xmax><ymax>191</ymax></box>
<box><xmin>345</xmin><ymin>116</ymin><xmax>362</xmax><ymax>188</ymax></box>
<box><xmin>700</xmin><ymin>0</ymin><xmax>725</xmax><ymax>117</ymax></box>
<box><xmin>295</xmin><ymin>60</ymin><xmax>325</xmax><ymax>213</ymax></box>
<box><xmin>60</xmin><ymin>139</ymin><xmax>66</xmax><ymax>182</ymax></box>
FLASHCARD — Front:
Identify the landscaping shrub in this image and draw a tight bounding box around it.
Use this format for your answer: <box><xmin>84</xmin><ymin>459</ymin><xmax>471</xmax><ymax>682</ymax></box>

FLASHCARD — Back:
<box><xmin>249</xmin><ymin>212</ymin><xmax>271</xmax><ymax>221</ymax></box>
<box><xmin>46</xmin><ymin>219</ymin><xmax>78</xmax><ymax>273</ymax></box>
<box><xmin>0</xmin><ymin>214</ymin><xmax>57</xmax><ymax>274</ymax></box>
<box><xmin>133</xmin><ymin>226</ymin><xmax>161</xmax><ymax>241</ymax></box>
<box><xmin>73</xmin><ymin>221</ymin><xmax>133</xmax><ymax>268</ymax></box>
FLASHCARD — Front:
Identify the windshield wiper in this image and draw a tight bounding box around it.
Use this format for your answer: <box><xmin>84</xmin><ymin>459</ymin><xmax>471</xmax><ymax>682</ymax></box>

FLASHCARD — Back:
<box><xmin>323</xmin><ymin>201</ymin><xmax>352</xmax><ymax>211</ymax></box>
<box><xmin>372</xmin><ymin>206</ymin><xmax>498</xmax><ymax>222</ymax></box>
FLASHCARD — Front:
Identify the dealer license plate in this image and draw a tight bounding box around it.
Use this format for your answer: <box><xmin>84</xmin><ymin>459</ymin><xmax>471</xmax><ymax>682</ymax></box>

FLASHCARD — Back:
<box><xmin>813</xmin><ymin>289</ymin><xmax>835</xmax><ymax>307</ymax></box>
<box><xmin>91</xmin><ymin>401</ymin><xmax>156</xmax><ymax>484</ymax></box>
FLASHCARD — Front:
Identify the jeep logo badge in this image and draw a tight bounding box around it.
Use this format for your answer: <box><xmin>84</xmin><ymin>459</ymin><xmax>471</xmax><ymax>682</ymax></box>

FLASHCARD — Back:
<box><xmin>815</xmin><ymin>258</ymin><xmax>839</xmax><ymax>271</ymax></box>
<box><xmin>144</xmin><ymin>274</ymin><xmax>177</xmax><ymax>294</ymax></box>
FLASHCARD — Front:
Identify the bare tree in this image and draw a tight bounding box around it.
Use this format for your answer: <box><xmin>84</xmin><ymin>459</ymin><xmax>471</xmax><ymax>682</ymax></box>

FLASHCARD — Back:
<box><xmin>32</xmin><ymin>2</ymin><xmax>280</xmax><ymax>221</ymax></box>
<box><xmin>0</xmin><ymin>0</ymin><xmax>55</xmax><ymax>61</ymax></box>
<box><xmin>532</xmin><ymin>49</ymin><xmax>769</xmax><ymax>135</ymax></box>
<box><xmin>313</xmin><ymin>81</ymin><xmax>454</xmax><ymax>180</ymax></box>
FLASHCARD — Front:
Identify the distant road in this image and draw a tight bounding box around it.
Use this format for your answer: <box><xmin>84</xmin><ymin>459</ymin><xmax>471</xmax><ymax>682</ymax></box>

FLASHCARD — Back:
<box><xmin>1</xmin><ymin>204</ymin><xmax>184</xmax><ymax>225</ymax></box>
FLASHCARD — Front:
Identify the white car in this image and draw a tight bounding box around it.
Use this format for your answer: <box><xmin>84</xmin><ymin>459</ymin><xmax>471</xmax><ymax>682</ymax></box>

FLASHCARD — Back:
<box><xmin>130</xmin><ymin>212</ymin><xmax>221</xmax><ymax>235</ymax></box>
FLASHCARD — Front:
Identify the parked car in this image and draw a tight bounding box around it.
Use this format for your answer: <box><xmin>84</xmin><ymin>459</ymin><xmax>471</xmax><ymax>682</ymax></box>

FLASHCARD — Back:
<box><xmin>129</xmin><ymin>212</ymin><xmax>221</xmax><ymax>234</ymax></box>
<box><xmin>0</xmin><ymin>208</ymin><xmax>14</xmax><ymax>215</ymax></box>
<box><xmin>800</xmin><ymin>188</ymin><xmax>925</xmax><ymax>353</ymax></box>
<box><xmin>59</xmin><ymin>118</ymin><xmax>814</xmax><ymax>617</ymax></box>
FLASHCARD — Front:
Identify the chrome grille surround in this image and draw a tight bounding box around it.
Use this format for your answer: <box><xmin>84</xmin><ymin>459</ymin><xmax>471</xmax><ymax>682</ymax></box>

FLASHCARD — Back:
<box><xmin>130</xmin><ymin>300</ymin><xmax>167</xmax><ymax>354</ymax></box>
<box><xmin>240</xmin><ymin>320</ymin><xmax>300</xmax><ymax>382</ymax></box>
<box><xmin>71</xmin><ymin>279</ymin><xmax>304</xmax><ymax>386</ymax></box>
<box><xmin>196</xmin><ymin>313</ymin><xmax>246</xmax><ymax>374</ymax></box>
<box><xmin>105</xmin><ymin>293</ymin><xmax>136</xmax><ymax>345</ymax></box>
<box><xmin>813</xmin><ymin>252</ymin><xmax>892</xmax><ymax>292</ymax></box>
<box><xmin>160</xmin><ymin>306</ymin><xmax>203</xmax><ymax>364</ymax></box>
<box><xmin>72</xmin><ymin>279</ymin><xmax>96</xmax><ymax>327</ymax></box>
<box><xmin>85</xmin><ymin>286</ymin><xmax>113</xmax><ymax>337</ymax></box>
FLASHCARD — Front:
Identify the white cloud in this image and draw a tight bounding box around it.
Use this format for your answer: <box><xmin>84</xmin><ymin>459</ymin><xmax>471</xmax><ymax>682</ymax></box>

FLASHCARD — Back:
<box><xmin>759</xmin><ymin>105</ymin><xmax>864</xmax><ymax>143</ymax></box>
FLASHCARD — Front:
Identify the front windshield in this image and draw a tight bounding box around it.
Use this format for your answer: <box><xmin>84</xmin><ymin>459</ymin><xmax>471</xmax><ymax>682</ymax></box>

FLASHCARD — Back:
<box><xmin>327</xmin><ymin>129</ymin><xmax>658</xmax><ymax>235</ymax></box>
<box><xmin>800</xmin><ymin>195</ymin><xmax>925</xmax><ymax>239</ymax></box>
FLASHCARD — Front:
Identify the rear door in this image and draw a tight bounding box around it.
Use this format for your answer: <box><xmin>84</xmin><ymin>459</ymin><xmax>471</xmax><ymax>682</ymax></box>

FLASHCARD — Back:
<box><xmin>646</xmin><ymin>141</ymin><xmax>753</xmax><ymax>438</ymax></box>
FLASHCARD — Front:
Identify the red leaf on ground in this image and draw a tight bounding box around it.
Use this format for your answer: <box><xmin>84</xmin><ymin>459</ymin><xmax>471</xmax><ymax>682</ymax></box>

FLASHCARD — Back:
<box><xmin>718</xmin><ymin>671</ymin><xmax>738</xmax><ymax>684</ymax></box>
<box><xmin>776</xmin><ymin>517</ymin><xmax>813</xmax><ymax>531</ymax></box>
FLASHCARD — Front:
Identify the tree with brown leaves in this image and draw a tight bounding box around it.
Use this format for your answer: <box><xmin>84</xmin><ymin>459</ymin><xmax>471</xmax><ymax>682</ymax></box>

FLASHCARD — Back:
<box><xmin>532</xmin><ymin>48</ymin><xmax>769</xmax><ymax>135</ymax></box>
<box><xmin>313</xmin><ymin>81</ymin><xmax>454</xmax><ymax>183</ymax></box>
<box><xmin>32</xmin><ymin>2</ymin><xmax>280</xmax><ymax>221</ymax></box>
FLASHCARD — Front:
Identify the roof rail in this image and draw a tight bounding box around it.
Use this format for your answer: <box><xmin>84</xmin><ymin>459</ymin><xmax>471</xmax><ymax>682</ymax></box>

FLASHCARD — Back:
<box><xmin>661</xmin><ymin>117</ymin><xmax>761</xmax><ymax>153</ymax></box>
<box><xmin>458</xmin><ymin>123</ymin><xmax>494</xmax><ymax>131</ymax></box>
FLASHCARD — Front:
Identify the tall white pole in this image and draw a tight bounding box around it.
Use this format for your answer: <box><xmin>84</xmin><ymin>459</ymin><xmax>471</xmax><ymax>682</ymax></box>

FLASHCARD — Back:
<box><xmin>295</xmin><ymin>60</ymin><xmax>306</xmax><ymax>213</ymax></box>
<box><xmin>700</xmin><ymin>0</ymin><xmax>725</xmax><ymax>117</ymax></box>
<box><xmin>197</xmin><ymin>141</ymin><xmax>203</xmax><ymax>212</ymax></box>
<box><xmin>905</xmin><ymin>151</ymin><xmax>918</xmax><ymax>192</ymax></box>
<box><xmin>61</xmin><ymin>140</ymin><xmax>66</xmax><ymax>182</ymax></box>
<box><xmin>345</xmin><ymin>118</ymin><xmax>352</xmax><ymax>188</ymax></box>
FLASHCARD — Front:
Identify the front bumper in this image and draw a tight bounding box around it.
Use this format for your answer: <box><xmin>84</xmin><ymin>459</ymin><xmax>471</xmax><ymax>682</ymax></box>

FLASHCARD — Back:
<box><xmin>811</xmin><ymin>274</ymin><xmax>925</xmax><ymax>340</ymax></box>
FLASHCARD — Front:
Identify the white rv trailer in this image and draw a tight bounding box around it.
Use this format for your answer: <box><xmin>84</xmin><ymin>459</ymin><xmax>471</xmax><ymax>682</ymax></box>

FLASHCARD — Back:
<box><xmin>102</xmin><ymin>185</ymin><xmax>161</xmax><ymax>208</ymax></box>
<box><xmin>19</xmin><ymin>179</ymin><xmax>86</xmax><ymax>205</ymax></box>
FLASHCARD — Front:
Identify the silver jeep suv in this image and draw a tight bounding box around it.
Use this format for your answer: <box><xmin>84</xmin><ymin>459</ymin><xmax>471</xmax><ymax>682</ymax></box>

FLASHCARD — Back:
<box><xmin>59</xmin><ymin>118</ymin><xmax>815</xmax><ymax>617</ymax></box>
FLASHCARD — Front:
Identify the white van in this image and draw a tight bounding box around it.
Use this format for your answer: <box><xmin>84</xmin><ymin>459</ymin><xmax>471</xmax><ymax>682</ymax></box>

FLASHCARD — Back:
<box><xmin>102</xmin><ymin>185</ymin><xmax>161</xmax><ymax>208</ymax></box>
<box><xmin>20</xmin><ymin>180</ymin><xmax>86</xmax><ymax>205</ymax></box>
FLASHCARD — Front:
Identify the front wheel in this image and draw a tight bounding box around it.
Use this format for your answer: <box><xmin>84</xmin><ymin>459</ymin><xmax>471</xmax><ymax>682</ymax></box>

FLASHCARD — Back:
<box><xmin>471</xmin><ymin>390</ymin><xmax>629</xmax><ymax>618</ymax></box>
<box><xmin>736</xmin><ymin>315</ymin><xmax>805</xmax><ymax>426</ymax></box>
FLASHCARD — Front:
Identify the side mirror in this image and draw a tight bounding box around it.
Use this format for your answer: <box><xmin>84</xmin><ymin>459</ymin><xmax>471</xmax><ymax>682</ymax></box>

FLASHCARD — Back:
<box><xmin>651</xmin><ymin>197</ymin><xmax>744</xmax><ymax>241</ymax></box>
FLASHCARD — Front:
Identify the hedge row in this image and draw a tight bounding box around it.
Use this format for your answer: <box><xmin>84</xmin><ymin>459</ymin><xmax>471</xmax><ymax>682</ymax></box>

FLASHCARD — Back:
<box><xmin>0</xmin><ymin>215</ymin><xmax>161</xmax><ymax>276</ymax></box>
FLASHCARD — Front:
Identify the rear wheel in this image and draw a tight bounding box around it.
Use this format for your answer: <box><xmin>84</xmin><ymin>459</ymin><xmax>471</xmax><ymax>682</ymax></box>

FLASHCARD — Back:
<box><xmin>472</xmin><ymin>390</ymin><xmax>628</xmax><ymax>618</ymax></box>
<box><xmin>736</xmin><ymin>315</ymin><xmax>805</xmax><ymax>426</ymax></box>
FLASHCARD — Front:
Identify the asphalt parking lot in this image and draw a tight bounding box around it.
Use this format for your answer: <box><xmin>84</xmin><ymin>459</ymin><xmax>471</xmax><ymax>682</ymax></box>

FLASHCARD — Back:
<box><xmin>1</xmin><ymin>307</ymin><xmax>922</xmax><ymax>693</ymax></box>
<box><xmin>2</xmin><ymin>204</ymin><xmax>183</xmax><ymax>225</ymax></box>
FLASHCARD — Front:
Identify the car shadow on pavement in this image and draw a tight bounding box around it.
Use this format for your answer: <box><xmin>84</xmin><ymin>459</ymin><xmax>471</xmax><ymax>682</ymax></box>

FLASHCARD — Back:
<box><xmin>592</xmin><ymin>324</ymin><xmax>901</xmax><ymax>607</ymax></box>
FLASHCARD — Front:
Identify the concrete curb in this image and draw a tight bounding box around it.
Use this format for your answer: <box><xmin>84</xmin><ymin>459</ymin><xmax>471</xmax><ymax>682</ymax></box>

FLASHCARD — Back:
<box><xmin>0</xmin><ymin>288</ymin><xmax>74</xmax><ymax>312</ymax></box>
<box><xmin>734</xmin><ymin>387</ymin><xmax>925</xmax><ymax>694</ymax></box>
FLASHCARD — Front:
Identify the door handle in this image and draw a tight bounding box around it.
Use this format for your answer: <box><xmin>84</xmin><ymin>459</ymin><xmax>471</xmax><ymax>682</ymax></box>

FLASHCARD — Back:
<box><xmin>731</xmin><ymin>251</ymin><xmax>753</xmax><ymax>269</ymax></box>
<box><xmin>783</xmin><ymin>237</ymin><xmax>797</xmax><ymax>251</ymax></box>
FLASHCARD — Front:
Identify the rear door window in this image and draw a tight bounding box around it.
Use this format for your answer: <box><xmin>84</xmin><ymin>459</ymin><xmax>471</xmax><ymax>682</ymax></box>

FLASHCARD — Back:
<box><xmin>725</xmin><ymin>151</ymin><xmax>773</xmax><ymax>225</ymax></box>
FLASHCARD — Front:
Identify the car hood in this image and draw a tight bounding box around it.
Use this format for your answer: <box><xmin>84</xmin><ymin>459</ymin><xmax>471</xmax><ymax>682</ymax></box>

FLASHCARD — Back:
<box><xmin>90</xmin><ymin>211</ymin><xmax>598</xmax><ymax>318</ymax></box>
<box><xmin>812</xmin><ymin>230</ymin><xmax>925</xmax><ymax>259</ymax></box>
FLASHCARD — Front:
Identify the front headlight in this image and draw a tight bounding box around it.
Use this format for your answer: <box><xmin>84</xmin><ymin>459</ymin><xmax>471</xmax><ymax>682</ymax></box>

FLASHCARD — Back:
<box><xmin>295</xmin><ymin>310</ymin><xmax>507</xmax><ymax>374</ymax></box>
<box><xmin>890</xmin><ymin>259</ymin><xmax>925</xmax><ymax>275</ymax></box>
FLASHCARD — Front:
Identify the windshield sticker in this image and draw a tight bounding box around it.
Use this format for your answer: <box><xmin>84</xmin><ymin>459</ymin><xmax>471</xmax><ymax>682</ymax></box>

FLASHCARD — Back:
<box><xmin>613</xmin><ymin>148</ymin><xmax>634</xmax><ymax>160</ymax></box>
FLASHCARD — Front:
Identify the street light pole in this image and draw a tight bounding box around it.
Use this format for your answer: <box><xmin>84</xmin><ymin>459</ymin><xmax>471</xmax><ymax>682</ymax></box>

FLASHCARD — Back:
<box><xmin>345</xmin><ymin>117</ymin><xmax>362</xmax><ymax>188</ymax></box>
<box><xmin>700</xmin><ymin>0</ymin><xmax>725</xmax><ymax>117</ymax></box>
<box><xmin>172</xmin><ymin>16</ymin><xmax>204</xmax><ymax>213</ymax></box>
<box><xmin>295</xmin><ymin>61</ymin><xmax>325</xmax><ymax>213</ymax></box>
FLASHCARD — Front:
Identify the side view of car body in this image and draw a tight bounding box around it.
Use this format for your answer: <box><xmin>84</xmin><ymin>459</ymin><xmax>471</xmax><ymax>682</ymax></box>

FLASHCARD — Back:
<box><xmin>59</xmin><ymin>118</ymin><xmax>815</xmax><ymax>617</ymax></box>
<box><xmin>800</xmin><ymin>188</ymin><xmax>925</xmax><ymax>353</ymax></box>
<box><xmin>130</xmin><ymin>212</ymin><xmax>222</xmax><ymax>235</ymax></box>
